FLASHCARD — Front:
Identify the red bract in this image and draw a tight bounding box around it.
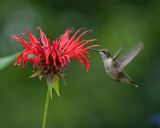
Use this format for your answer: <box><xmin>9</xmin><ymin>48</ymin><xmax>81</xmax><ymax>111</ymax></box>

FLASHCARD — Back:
<box><xmin>11</xmin><ymin>27</ymin><xmax>98</xmax><ymax>74</ymax></box>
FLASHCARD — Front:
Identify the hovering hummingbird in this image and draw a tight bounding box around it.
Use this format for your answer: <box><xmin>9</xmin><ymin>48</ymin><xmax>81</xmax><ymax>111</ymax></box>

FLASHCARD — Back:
<box><xmin>91</xmin><ymin>42</ymin><xmax>144</xmax><ymax>87</ymax></box>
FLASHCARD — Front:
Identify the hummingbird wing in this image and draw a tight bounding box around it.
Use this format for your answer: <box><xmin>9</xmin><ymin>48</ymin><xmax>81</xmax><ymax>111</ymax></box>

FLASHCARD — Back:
<box><xmin>116</xmin><ymin>42</ymin><xmax>144</xmax><ymax>72</ymax></box>
<box><xmin>113</xmin><ymin>46</ymin><xmax>125</xmax><ymax>61</ymax></box>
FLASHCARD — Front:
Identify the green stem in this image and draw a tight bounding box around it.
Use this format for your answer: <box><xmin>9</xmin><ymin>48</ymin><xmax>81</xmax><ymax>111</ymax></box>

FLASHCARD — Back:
<box><xmin>42</xmin><ymin>87</ymin><xmax>50</xmax><ymax>128</ymax></box>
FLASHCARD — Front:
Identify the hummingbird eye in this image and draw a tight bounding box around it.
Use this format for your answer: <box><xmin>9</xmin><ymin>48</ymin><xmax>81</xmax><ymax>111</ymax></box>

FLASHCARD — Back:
<box><xmin>101</xmin><ymin>50</ymin><xmax>111</xmax><ymax>58</ymax></box>
<box><xmin>102</xmin><ymin>51</ymin><xmax>107</xmax><ymax>54</ymax></box>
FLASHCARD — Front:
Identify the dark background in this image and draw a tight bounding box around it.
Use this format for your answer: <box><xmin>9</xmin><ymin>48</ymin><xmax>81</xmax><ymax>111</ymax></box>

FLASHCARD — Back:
<box><xmin>0</xmin><ymin>0</ymin><xmax>160</xmax><ymax>128</ymax></box>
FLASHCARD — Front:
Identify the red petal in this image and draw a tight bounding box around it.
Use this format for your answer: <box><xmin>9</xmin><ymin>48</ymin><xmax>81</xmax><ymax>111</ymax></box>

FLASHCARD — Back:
<box><xmin>16</xmin><ymin>35</ymin><xmax>31</xmax><ymax>50</ymax></box>
<box><xmin>24</xmin><ymin>28</ymin><xmax>39</xmax><ymax>45</ymax></box>
<box><xmin>75</xmin><ymin>39</ymin><xmax>96</xmax><ymax>51</ymax></box>
<box><xmin>51</xmin><ymin>48</ymin><xmax>58</xmax><ymax>69</ymax></box>
<box><xmin>84</xmin><ymin>51</ymin><xmax>90</xmax><ymax>58</ymax></box>
<box><xmin>65</xmin><ymin>40</ymin><xmax>85</xmax><ymax>55</ymax></box>
<box><xmin>24</xmin><ymin>57</ymin><xmax>34</xmax><ymax>63</ymax></box>
<box><xmin>22</xmin><ymin>52</ymin><xmax>30</xmax><ymax>67</ymax></box>
<box><xmin>64</xmin><ymin>55</ymin><xmax>70</xmax><ymax>65</ymax></box>
<box><xmin>59</xmin><ymin>29</ymin><xmax>71</xmax><ymax>49</ymax></box>
<box><xmin>77</xmin><ymin>55</ymin><xmax>84</xmax><ymax>66</ymax></box>
<box><xmin>63</xmin><ymin>28</ymin><xmax>83</xmax><ymax>52</ymax></box>
<box><xmin>61</xmin><ymin>56</ymin><xmax>67</xmax><ymax>67</ymax></box>
<box><xmin>37</xmin><ymin>26</ymin><xmax>49</xmax><ymax>46</ymax></box>
<box><xmin>15</xmin><ymin>49</ymin><xmax>26</xmax><ymax>65</ymax></box>
<box><xmin>33</xmin><ymin>54</ymin><xmax>41</xmax><ymax>68</ymax></box>
<box><xmin>79</xmin><ymin>53</ymin><xmax>90</xmax><ymax>72</ymax></box>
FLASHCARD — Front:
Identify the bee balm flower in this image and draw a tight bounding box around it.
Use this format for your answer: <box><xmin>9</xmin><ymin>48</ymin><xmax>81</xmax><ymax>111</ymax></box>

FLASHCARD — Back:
<box><xmin>11</xmin><ymin>27</ymin><xmax>98</xmax><ymax>82</ymax></box>
<box><xmin>11</xmin><ymin>27</ymin><xmax>98</xmax><ymax>128</ymax></box>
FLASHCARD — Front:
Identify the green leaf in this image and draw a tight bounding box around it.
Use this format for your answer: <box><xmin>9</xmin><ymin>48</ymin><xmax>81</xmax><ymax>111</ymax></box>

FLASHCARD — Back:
<box><xmin>0</xmin><ymin>52</ymin><xmax>20</xmax><ymax>71</ymax></box>
<box><xmin>48</xmin><ymin>82</ymin><xmax>53</xmax><ymax>99</ymax></box>
<box><xmin>46</xmin><ymin>73</ymin><xmax>60</xmax><ymax>98</ymax></box>
<box><xmin>29</xmin><ymin>71</ymin><xmax>41</xmax><ymax>78</ymax></box>
<box><xmin>39</xmin><ymin>74</ymin><xmax>43</xmax><ymax>80</ymax></box>
<box><xmin>53</xmin><ymin>75</ymin><xmax>60</xmax><ymax>97</ymax></box>
<box><xmin>46</xmin><ymin>73</ymin><xmax>54</xmax><ymax>99</ymax></box>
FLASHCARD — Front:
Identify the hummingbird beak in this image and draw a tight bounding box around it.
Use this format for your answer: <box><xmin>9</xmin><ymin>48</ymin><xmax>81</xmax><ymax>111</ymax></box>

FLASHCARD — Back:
<box><xmin>89</xmin><ymin>49</ymin><xmax>100</xmax><ymax>52</ymax></box>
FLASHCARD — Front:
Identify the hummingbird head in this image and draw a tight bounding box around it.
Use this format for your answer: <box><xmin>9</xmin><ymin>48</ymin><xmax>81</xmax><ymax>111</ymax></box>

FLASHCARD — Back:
<box><xmin>90</xmin><ymin>49</ymin><xmax>112</xmax><ymax>70</ymax></box>
<box><xmin>98</xmin><ymin>50</ymin><xmax>111</xmax><ymax>58</ymax></box>
<box><xmin>90</xmin><ymin>49</ymin><xmax>111</xmax><ymax>58</ymax></box>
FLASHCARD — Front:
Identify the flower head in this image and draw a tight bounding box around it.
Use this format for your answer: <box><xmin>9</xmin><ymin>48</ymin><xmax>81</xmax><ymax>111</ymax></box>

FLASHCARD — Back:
<box><xmin>11</xmin><ymin>27</ymin><xmax>98</xmax><ymax>79</ymax></box>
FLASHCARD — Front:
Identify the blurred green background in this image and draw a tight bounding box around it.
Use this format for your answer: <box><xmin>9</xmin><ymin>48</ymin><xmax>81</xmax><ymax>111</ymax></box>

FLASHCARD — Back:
<box><xmin>0</xmin><ymin>0</ymin><xmax>160</xmax><ymax>128</ymax></box>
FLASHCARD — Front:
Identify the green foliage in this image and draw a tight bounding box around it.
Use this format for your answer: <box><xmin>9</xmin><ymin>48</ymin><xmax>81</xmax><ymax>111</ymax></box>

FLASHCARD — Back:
<box><xmin>29</xmin><ymin>71</ymin><xmax>43</xmax><ymax>80</ymax></box>
<box><xmin>0</xmin><ymin>53</ymin><xmax>19</xmax><ymax>71</ymax></box>
<box><xmin>47</xmin><ymin>74</ymin><xmax>60</xmax><ymax>99</ymax></box>
<box><xmin>53</xmin><ymin>74</ymin><xmax>60</xmax><ymax>97</ymax></box>
<box><xmin>29</xmin><ymin>71</ymin><xmax>41</xmax><ymax>78</ymax></box>
<box><xmin>48</xmin><ymin>81</ymin><xmax>53</xmax><ymax>99</ymax></box>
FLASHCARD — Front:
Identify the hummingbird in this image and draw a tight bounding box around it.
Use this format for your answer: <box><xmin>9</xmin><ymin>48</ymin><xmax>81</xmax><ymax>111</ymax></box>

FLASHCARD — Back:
<box><xmin>90</xmin><ymin>42</ymin><xmax>144</xmax><ymax>87</ymax></box>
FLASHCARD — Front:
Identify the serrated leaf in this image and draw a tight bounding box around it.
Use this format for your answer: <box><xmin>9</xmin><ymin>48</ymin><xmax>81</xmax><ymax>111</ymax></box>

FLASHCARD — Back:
<box><xmin>0</xmin><ymin>52</ymin><xmax>20</xmax><ymax>71</ymax></box>
<box><xmin>53</xmin><ymin>75</ymin><xmax>60</xmax><ymax>97</ymax></box>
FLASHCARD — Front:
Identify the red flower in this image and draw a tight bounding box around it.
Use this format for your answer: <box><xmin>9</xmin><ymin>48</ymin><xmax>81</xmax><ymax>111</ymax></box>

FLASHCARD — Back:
<box><xmin>11</xmin><ymin>27</ymin><xmax>98</xmax><ymax>76</ymax></box>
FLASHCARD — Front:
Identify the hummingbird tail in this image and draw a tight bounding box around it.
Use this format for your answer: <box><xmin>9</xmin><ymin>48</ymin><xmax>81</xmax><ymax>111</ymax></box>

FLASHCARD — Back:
<box><xmin>130</xmin><ymin>81</ymin><xmax>138</xmax><ymax>87</ymax></box>
<box><xmin>120</xmin><ymin>71</ymin><xmax>138</xmax><ymax>87</ymax></box>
